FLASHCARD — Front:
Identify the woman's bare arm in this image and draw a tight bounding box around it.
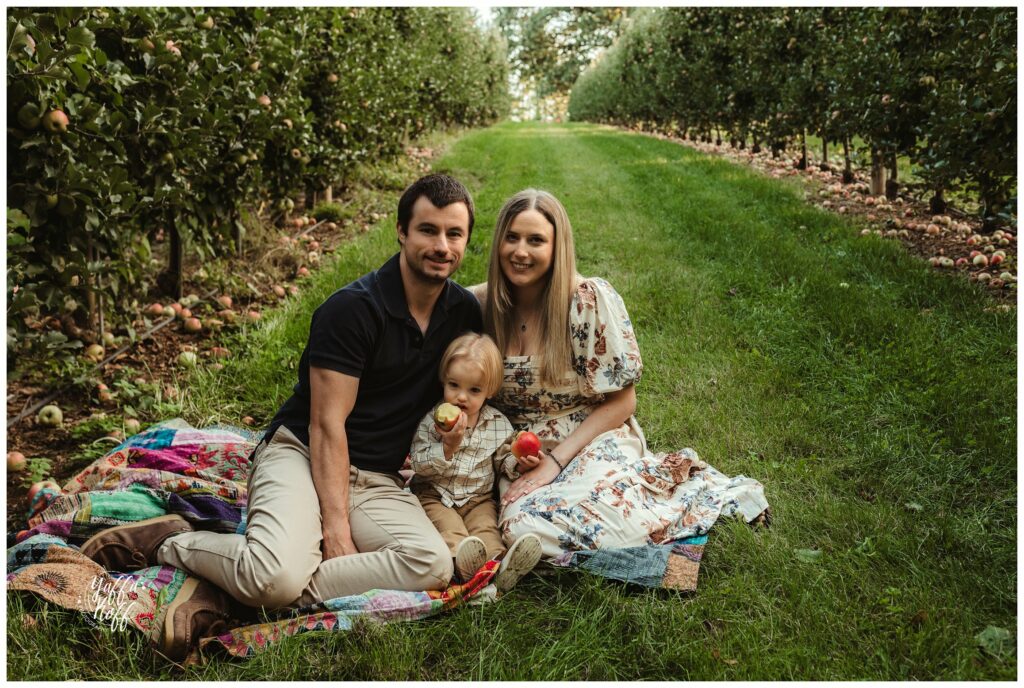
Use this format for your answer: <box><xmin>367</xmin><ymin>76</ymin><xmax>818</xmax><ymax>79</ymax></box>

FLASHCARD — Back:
<box><xmin>548</xmin><ymin>385</ymin><xmax>636</xmax><ymax>467</ymax></box>
<box><xmin>501</xmin><ymin>385</ymin><xmax>637</xmax><ymax>506</ymax></box>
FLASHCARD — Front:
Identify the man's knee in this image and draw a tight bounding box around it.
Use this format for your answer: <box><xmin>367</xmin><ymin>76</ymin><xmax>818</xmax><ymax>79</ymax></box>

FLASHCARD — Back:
<box><xmin>235</xmin><ymin>546</ymin><xmax>320</xmax><ymax>609</ymax></box>
<box><xmin>402</xmin><ymin>540</ymin><xmax>453</xmax><ymax>589</ymax></box>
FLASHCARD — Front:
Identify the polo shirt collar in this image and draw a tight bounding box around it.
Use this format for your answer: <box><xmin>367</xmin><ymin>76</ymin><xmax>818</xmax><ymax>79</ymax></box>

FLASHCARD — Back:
<box><xmin>377</xmin><ymin>252</ymin><xmax>455</xmax><ymax>320</ymax></box>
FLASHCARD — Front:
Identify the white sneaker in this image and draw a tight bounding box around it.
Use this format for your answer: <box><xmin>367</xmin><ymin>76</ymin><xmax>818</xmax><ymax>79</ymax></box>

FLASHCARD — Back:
<box><xmin>495</xmin><ymin>533</ymin><xmax>542</xmax><ymax>593</ymax></box>
<box><xmin>454</xmin><ymin>536</ymin><xmax>488</xmax><ymax>581</ymax></box>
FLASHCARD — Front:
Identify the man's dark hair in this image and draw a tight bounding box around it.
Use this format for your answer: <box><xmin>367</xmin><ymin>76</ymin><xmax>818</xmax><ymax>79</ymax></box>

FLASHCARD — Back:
<box><xmin>397</xmin><ymin>173</ymin><xmax>475</xmax><ymax>238</ymax></box>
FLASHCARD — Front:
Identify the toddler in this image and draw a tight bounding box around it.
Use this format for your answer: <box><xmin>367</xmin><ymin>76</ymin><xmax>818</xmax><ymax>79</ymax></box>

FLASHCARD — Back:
<box><xmin>410</xmin><ymin>333</ymin><xmax>542</xmax><ymax>591</ymax></box>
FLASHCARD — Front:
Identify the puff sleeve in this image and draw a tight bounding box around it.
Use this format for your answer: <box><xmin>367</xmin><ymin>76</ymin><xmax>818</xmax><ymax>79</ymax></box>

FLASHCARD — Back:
<box><xmin>569</xmin><ymin>277</ymin><xmax>643</xmax><ymax>396</ymax></box>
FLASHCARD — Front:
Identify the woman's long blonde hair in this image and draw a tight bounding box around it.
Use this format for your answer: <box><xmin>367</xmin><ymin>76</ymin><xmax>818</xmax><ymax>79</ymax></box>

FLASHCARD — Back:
<box><xmin>484</xmin><ymin>189</ymin><xmax>578</xmax><ymax>386</ymax></box>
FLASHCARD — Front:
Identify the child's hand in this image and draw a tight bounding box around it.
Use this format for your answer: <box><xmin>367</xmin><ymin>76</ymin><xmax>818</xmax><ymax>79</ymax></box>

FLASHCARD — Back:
<box><xmin>437</xmin><ymin>412</ymin><xmax>467</xmax><ymax>460</ymax></box>
<box><xmin>515</xmin><ymin>451</ymin><xmax>543</xmax><ymax>472</ymax></box>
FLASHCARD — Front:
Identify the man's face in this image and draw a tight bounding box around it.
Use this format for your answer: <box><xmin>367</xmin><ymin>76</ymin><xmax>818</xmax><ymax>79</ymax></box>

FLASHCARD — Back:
<box><xmin>398</xmin><ymin>195</ymin><xmax>470</xmax><ymax>283</ymax></box>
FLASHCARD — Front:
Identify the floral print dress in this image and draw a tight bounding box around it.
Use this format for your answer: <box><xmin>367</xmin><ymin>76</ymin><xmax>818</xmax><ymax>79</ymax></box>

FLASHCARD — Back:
<box><xmin>495</xmin><ymin>277</ymin><xmax>769</xmax><ymax>558</ymax></box>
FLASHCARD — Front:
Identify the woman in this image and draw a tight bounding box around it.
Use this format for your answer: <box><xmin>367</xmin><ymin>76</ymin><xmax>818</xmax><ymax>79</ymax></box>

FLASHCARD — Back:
<box><xmin>473</xmin><ymin>189</ymin><xmax>768</xmax><ymax>558</ymax></box>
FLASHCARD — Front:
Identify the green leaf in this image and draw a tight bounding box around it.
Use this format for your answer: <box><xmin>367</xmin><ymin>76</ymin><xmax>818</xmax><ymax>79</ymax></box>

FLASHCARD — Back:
<box><xmin>794</xmin><ymin>548</ymin><xmax>822</xmax><ymax>563</ymax></box>
<box><xmin>975</xmin><ymin>625</ymin><xmax>1014</xmax><ymax>657</ymax></box>
<box><xmin>67</xmin><ymin>25</ymin><xmax>96</xmax><ymax>47</ymax></box>
<box><xmin>69</xmin><ymin>61</ymin><xmax>91</xmax><ymax>89</ymax></box>
<box><xmin>7</xmin><ymin>208</ymin><xmax>31</xmax><ymax>231</ymax></box>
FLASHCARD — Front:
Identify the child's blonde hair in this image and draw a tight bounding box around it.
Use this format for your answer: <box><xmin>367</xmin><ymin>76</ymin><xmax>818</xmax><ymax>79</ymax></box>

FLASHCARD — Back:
<box><xmin>439</xmin><ymin>333</ymin><xmax>504</xmax><ymax>397</ymax></box>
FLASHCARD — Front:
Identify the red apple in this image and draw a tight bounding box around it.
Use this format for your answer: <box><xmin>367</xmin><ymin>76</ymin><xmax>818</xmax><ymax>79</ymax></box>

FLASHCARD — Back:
<box><xmin>973</xmin><ymin>254</ymin><xmax>989</xmax><ymax>267</ymax></box>
<box><xmin>210</xmin><ymin>346</ymin><xmax>231</xmax><ymax>359</ymax></box>
<box><xmin>7</xmin><ymin>451</ymin><xmax>27</xmax><ymax>472</ymax></box>
<box><xmin>273</xmin><ymin>285</ymin><xmax>286</xmax><ymax>298</ymax></box>
<box><xmin>511</xmin><ymin>431</ymin><xmax>542</xmax><ymax>460</ymax></box>
<box><xmin>257</xmin><ymin>94</ymin><xmax>272</xmax><ymax>108</ymax></box>
<box><xmin>28</xmin><ymin>479</ymin><xmax>60</xmax><ymax>504</ymax></box>
<box><xmin>434</xmin><ymin>403</ymin><xmax>461</xmax><ymax>431</ymax></box>
<box><xmin>42</xmin><ymin>110</ymin><xmax>69</xmax><ymax>134</ymax></box>
<box><xmin>183</xmin><ymin>317</ymin><xmax>202</xmax><ymax>333</ymax></box>
<box><xmin>216</xmin><ymin>295</ymin><xmax>232</xmax><ymax>309</ymax></box>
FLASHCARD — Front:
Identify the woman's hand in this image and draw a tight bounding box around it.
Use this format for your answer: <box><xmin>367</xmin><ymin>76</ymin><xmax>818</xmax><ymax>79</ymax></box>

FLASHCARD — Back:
<box><xmin>502</xmin><ymin>452</ymin><xmax>562</xmax><ymax>506</ymax></box>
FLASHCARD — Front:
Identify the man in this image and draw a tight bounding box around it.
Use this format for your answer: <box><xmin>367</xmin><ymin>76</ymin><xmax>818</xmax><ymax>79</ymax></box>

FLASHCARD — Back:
<box><xmin>82</xmin><ymin>174</ymin><xmax>485</xmax><ymax>660</ymax></box>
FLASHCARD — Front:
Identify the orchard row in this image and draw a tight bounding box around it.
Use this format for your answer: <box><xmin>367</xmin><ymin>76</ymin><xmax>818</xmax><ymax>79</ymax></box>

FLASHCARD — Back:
<box><xmin>7</xmin><ymin>7</ymin><xmax>509</xmax><ymax>362</ymax></box>
<box><xmin>569</xmin><ymin>7</ymin><xmax>1015</xmax><ymax>229</ymax></box>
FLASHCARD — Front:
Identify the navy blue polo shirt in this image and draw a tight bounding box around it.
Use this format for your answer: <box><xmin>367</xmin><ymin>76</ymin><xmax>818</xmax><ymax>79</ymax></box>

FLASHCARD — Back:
<box><xmin>265</xmin><ymin>253</ymin><xmax>483</xmax><ymax>473</ymax></box>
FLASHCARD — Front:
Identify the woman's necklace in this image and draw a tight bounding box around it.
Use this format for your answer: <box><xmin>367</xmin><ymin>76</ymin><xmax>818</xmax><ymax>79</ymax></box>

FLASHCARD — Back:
<box><xmin>514</xmin><ymin>310</ymin><xmax>538</xmax><ymax>355</ymax></box>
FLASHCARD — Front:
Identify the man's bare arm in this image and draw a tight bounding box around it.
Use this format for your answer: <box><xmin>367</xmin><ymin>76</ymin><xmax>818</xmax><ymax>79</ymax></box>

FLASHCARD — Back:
<box><xmin>309</xmin><ymin>366</ymin><xmax>360</xmax><ymax>560</ymax></box>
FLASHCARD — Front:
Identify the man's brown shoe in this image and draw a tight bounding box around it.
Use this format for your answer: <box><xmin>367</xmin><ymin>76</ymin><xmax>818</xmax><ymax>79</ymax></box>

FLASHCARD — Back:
<box><xmin>158</xmin><ymin>577</ymin><xmax>232</xmax><ymax>663</ymax></box>
<box><xmin>80</xmin><ymin>514</ymin><xmax>193</xmax><ymax>572</ymax></box>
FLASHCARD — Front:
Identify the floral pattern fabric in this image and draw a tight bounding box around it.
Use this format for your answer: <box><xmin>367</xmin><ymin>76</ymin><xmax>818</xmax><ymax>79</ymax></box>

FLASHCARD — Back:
<box><xmin>495</xmin><ymin>277</ymin><xmax>769</xmax><ymax>559</ymax></box>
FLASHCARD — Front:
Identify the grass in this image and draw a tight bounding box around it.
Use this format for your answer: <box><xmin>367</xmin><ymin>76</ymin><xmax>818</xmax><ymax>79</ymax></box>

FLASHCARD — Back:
<box><xmin>7</xmin><ymin>121</ymin><xmax>1016</xmax><ymax>680</ymax></box>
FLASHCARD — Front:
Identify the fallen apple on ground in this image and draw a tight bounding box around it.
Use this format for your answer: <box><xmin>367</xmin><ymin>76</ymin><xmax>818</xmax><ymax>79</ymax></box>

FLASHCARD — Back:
<box><xmin>7</xmin><ymin>451</ymin><xmax>26</xmax><ymax>472</ymax></box>
<box><xmin>183</xmin><ymin>317</ymin><xmax>202</xmax><ymax>333</ymax></box>
<box><xmin>434</xmin><ymin>402</ymin><xmax>462</xmax><ymax>431</ymax></box>
<box><xmin>37</xmin><ymin>404</ymin><xmax>63</xmax><ymax>427</ymax></box>
<box><xmin>511</xmin><ymin>431</ymin><xmax>542</xmax><ymax>460</ymax></box>
<box><xmin>28</xmin><ymin>479</ymin><xmax>60</xmax><ymax>504</ymax></box>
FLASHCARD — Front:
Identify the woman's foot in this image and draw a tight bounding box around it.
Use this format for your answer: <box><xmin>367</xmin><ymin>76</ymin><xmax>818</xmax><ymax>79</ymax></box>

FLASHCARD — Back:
<box><xmin>454</xmin><ymin>536</ymin><xmax>488</xmax><ymax>581</ymax></box>
<box><xmin>495</xmin><ymin>533</ymin><xmax>542</xmax><ymax>593</ymax></box>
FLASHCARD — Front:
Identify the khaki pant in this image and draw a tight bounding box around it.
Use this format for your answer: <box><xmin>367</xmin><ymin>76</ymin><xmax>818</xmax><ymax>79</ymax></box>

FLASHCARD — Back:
<box><xmin>157</xmin><ymin>426</ymin><xmax>453</xmax><ymax>610</ymax></box>
<box><xmin>415</xmin><ymin>488</ymin><xmax>506</xmax><ymax>560</ymax></box>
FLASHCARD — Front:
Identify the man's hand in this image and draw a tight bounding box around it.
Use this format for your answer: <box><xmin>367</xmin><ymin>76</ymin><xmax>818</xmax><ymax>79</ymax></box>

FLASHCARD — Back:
<box><xmin>436</xmin><ymin>411</ymin><xmax>467</xmax><ymax>460</ymax></box>
<box><xmin>322</xmin><ymin>517</ymin><xmax>359</xmax><ymax>560</ymax></box>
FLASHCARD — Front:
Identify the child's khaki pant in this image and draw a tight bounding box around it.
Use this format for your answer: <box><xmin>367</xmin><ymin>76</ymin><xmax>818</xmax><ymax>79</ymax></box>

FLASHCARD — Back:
<box><xmin>414</xmin><ymin>489</ymin><xmax>506</xmax><ymax>560</ymax></box>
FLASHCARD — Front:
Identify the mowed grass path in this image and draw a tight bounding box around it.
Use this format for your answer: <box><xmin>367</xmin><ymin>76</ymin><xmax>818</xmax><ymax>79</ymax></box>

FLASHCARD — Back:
<box><xmin>8</xmin><ymin>122</ymin><xmax>1016</xmax><ymax>680</ymax></box>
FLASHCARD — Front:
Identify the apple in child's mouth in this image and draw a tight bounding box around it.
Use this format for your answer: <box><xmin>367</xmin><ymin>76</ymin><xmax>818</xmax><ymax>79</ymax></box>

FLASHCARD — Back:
<box><xmin>511</xmin><ymin>431</ymin><xmax>542</xmax><ymax>459</ymax></box>
<box><xmin>434</xmin><ymin>403</ymin><xmax>462</xmax><ymax>431</ymax></box>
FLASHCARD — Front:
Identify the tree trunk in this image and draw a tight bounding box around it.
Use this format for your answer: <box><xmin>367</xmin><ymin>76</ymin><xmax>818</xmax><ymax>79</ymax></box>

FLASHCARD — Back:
<box><xmin>842</xmin><ymin>136</ymin><xmax>854</xmax><ymax>184</ymax></box>
<box><xmin>323</xmin><ymin>186</ymin><xmax>333</xmax><ymax>203</ymax></box>
<box><xmin>885</xmin><ymin>152</ymin><xmax>899</xmax><ymax>200</ymax></box>
<box><xmin>232</xmin><ymin>210</ymin><xmax>243</xmax><ymax>256</ymax></box>
<box><xmin>715</xmin><ymin>127</ymin><xmax>722</xmax><ymax>146</ymax></box>
<box><xmin>167</xmin><ymin>219</ymin><xmax>183</xmax><ymax>300</ymax></box>
<box><xmin>797</xmin><ymin>129</ymin><xmax>808</xmax><ymax>169</ymax></box>
<box><xmin>929</xmin><ymin>188</ymin><xmax>947</xmax><ymax>215</ymax></box>
<box><xmin>86</xmin><ymin>238</ymin><xmax>98</xmax><ymax>331</ymax></box>
<box><xmin>819</xmin><ymin>138</ymin><xmax>830</xmax><ymax>171</ymax></box>
<box><xmin>752</xmin><ymin>134</ymin><xmax>761</xmax><ymax>154</ymax></box>
<box><xmin>869</xmin><ymin>148</ymin><xmax>886</xmax><ymax>196</ymax></box>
